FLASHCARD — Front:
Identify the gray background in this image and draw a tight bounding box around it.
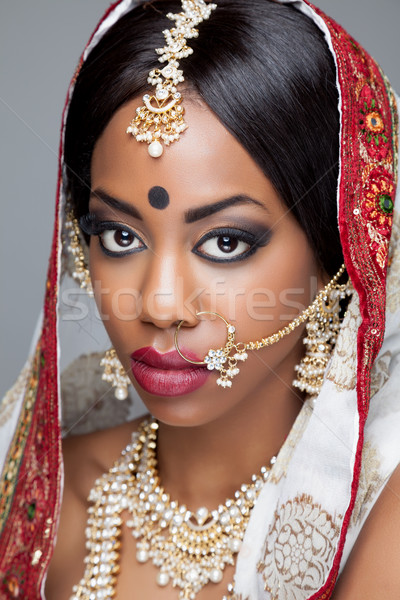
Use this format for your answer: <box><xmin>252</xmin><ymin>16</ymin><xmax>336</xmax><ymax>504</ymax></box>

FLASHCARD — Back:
<box><xmin>1</xmin><ymin>0</ymin><xmax>399</xmax><ymax>397</ymax></box>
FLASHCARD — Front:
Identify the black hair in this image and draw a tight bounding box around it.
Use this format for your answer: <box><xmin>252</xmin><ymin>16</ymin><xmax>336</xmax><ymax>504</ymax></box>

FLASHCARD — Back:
<box><xmin>65</xmin><ymin>0</ymin><xmax>342</xmax><ymax>276</ymax></box>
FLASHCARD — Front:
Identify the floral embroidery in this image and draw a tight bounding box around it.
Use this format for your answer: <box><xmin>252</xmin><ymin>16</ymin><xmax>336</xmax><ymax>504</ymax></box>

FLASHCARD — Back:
<box><xmin>22</xmin><ymin>478</ymin><xmax>47</xmax><ymax>545</ymax></box>
<box><xmin>360</xmin><ymin>167</ymin><xmax>395</xmax><ymax>269</ymax></box>
<box><xmin>362</xmin><ymin>168</ymin><xmax>394</xmax><ymax>236</ymax></box>
<box><xmin>359</xmin><ymin>85</ymin><xmax>390</xmax><ymax>160</ymax></box>
<box><xmin>325</xmin><ymin>291</ymin><xmax>361</xmax><ymax>391</ymax></box>
<box><xmin>347</xmin><ymin>39</ymin><xmax>370</xmax><ymax>80</ymax></box>
<box><xmin>366</xmin><ymin>223</ymin><xmax>389</xmax><ymax>270</ymax></box>
<box><xmin>0</xmin><ymin>265</ymin><xmax>61</xmax><ymax>595</ymax></box>
<box><xmin>0</xmin><ymin>348</ymin><xmax>40</xmax><ymax>532</ymax></box>
<box><xmin>258</xmin><ymin>495</ymin><xmax>340</xmax><ymax>600</ymax></box>
<box><xmin>1</xmin><ymin>562</ymin><xmax>26</xmax><ymax>598</ymax></box>
<box><xmin>269</xmin><ymin>401</ymin><xmax>314</xmax><ymax>485</ymax></box>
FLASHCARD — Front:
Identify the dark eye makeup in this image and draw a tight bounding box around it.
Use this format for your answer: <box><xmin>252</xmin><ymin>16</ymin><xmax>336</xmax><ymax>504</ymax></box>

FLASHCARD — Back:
<box><xmin>192</xmin><ymin>226</ymin><xmax>272</xmax><ymax>263</ymax></box>
<box><xmin>80</xmin><ymin>213</ymin><xmax>272</xmax><ymax>263</ymax></box>
<box><xmin>80</xmin><ymin>213</ymin><xmax>146</xmax><ymax>257</ymax></box>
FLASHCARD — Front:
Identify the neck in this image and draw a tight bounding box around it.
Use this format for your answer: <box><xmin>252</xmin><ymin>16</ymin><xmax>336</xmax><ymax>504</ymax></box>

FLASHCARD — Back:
<box><xmin>156</xmin><ymin>358</ymin><xmax>304</xmax><ymax>510</ymax></box>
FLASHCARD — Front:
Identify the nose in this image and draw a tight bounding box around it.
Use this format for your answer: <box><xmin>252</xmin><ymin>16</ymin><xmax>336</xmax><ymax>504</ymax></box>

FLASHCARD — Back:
<box><xmin>139</xmin><ymin>254</ymin><xmax>201</xmax><ymax>330</ymax></box>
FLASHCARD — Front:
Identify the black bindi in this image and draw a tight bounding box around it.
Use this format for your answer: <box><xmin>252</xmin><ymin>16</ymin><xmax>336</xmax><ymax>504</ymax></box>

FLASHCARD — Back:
<box><xmin>148</xmin><ymin>186</ymin><xmax>170</xmax><ymax>210</ymax></box>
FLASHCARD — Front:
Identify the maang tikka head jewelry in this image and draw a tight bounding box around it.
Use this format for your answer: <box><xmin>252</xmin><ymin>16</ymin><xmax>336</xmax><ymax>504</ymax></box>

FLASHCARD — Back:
<box><xmin>126</xmin><ymin>0</ymin><xmax>217</xmax><ymax>158</ymax></box>
<box><xmin>175</xmin><ymin>264</ymin><xmax>352</xmax><ymax>392</ymax></box>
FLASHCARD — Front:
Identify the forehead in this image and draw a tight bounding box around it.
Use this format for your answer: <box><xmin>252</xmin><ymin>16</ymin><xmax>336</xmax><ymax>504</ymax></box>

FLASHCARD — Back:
<box><xmin>91</xmin><ymin>97</ymin><xmax>280</xmax><ymax>212</ymax></box>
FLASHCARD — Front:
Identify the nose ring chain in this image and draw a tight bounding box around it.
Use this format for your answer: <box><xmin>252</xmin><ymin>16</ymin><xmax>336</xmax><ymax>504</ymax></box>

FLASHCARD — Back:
<box><xmin>174</xmin><ymin>264</ymin><xmax>349</xmax><ymax>389</ymax></box>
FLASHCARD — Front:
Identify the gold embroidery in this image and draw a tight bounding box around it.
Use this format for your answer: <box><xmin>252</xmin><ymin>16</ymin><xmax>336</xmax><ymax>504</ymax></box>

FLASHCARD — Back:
<box><xmin>0</xmin><ymin>359</ymin><xmax>32</xmax><ymax>428</ymax></box>
<box><xmin>325</xmin><ymin>292</ymin><xmax>361</xmax><ymax>392</ymax></box>
<box><xmin>370</xmin><ymin>351</ymin><xmax>392</xmax><ymax>397</ymax></box>
<box><xmin>351</xmin><ymin>441</ymin><xmax>384</xmax><ymax>526</ymax></box>
<box><xmin>258</xmin><ymin>495</ymin><xmax>340</xmax><ymax>600</ymax></box>
<box><xmin>269</xmin><ymin>402</ymin><xmax>313</xmax><ymax>485</ymax></box>
<box><xmin>0</xmin><ymin>346</ymin><xmax>41</xmax><ymax>532</ymax></box>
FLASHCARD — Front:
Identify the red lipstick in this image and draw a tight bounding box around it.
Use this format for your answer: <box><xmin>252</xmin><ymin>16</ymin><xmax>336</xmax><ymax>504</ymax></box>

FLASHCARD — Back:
<box><xmin>130</xmin><ymin>346</ymin><xmax>210</xmax><ymax>397</ymax></box>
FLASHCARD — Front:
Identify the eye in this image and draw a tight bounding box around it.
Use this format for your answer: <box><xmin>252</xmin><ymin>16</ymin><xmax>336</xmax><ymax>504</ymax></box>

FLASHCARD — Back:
<box><xmin>79</xmin><ymin>214</ymin><xmax>146</xmax><ymax>257</ymax></box>
<box><xmin>99</xmin><ymin>228</ymin><xmax>144</xmax><ymax>254</ymax></box>
<box><xmin>193</xmin><ymin>228</ymin><xmax>266</xmax><ymax>263</ymax></box>
<box><xmin>200</xmin><ymin>235</ymin><xmax>250</xmax><ymax>259</ymax></box>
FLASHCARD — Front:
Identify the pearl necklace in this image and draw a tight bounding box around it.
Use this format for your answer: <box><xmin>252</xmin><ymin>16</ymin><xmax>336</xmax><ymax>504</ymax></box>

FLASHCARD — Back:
<box><xmin>71</xmin><ymin>419</ymin><xmax>276</xmax><ymax>600</ymax></box>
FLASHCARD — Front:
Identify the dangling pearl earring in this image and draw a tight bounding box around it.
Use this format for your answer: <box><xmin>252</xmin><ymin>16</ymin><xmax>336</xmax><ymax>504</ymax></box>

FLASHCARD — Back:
<box><xmin>65</xmin><ymin>206</ymin><xmax>93</xmax><ymax>296</ymax></box>
<box><xmin>292</xmin><ymin>279</ymin><xmax>352</xmax><ymax>401</ymax></box>
<box><xmin>100</xmin><ymin>348</ymin><xmax>131</xmax><ymax>401</ymax></box>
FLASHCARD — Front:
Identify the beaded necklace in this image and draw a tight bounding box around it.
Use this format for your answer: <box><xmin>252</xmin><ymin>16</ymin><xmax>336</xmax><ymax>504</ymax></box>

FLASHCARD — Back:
<box><xmin>71</xmin><ymin>419</ymin><xmax>276</xmax><ymax>600</ymax></box>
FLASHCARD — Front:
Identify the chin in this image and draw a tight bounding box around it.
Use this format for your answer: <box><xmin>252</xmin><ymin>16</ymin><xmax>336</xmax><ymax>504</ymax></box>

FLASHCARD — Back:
<box><xmin>132</xmin><ymin>381</ymin><xmax>238</xmax><ymax>429</ymax></box>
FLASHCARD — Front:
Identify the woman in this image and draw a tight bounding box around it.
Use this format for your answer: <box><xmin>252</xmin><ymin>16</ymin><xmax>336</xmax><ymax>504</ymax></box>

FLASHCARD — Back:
<box><xmin>0</xmin><ymin>1</ymin><xmax>399</xmax><ymax>598</ymax></box>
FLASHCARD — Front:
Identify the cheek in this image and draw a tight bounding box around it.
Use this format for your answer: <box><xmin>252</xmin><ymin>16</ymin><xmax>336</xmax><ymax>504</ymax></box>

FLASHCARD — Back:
<box><xmin>251</xmin><ymin>244</ymin><xmax>314</xmax><ymax>327</ymax></box>
<box><xmin>220</xmin><ymin>238</ymin><xmax>314</xmax><ymax>390</ymax></box>
<box><xmin>88</xmin><ymin>243</ymin><xmax>145</xmax><ymax>323</ymax></box>
<box><xmin>201</xmin><ymin>229</ymin><xmax>317</xmax><ymax>342</ymax></box>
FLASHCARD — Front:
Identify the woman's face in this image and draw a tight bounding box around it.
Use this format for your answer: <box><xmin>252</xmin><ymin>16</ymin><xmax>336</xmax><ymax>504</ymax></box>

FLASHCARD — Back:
<box><xmin>87</xmin><ymin>96</ymin><xmax>321</xmax><ymax>426</ymax></box>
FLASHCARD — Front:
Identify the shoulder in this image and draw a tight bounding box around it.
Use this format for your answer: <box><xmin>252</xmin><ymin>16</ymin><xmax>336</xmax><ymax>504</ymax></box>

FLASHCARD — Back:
<box><xmin>333</xmin><ymin>463</ymin><xmax>400</xmax><ymax>599</ymax></box>
<box><xmin>63</xmin><ymin>415</ymin><xmax>146</xmax><ymax>501</ymax></box>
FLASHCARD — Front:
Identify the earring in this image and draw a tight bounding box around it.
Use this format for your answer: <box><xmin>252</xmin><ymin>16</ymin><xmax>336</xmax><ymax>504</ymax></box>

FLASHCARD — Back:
<box><xmin>65</xmin><ymin>206</ymin><xmax>93</xmax><ymax>296</ymax></box>
<box><xmin>175</xmin><ymin>264</ymin><xmax>350</xmax><ymax>392</ymax></box>
<box><xmin>100</xmin><ymin>348</ymin><xmax>131</xmax><ymax>400</ymax></box>
<box><xmin>292</xmin><ymin>279</ymin><xmax>352</xmax><ymax>400</ymax></box>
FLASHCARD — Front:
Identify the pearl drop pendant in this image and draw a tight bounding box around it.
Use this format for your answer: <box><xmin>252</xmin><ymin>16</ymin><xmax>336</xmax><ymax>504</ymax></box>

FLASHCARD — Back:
<box><xmin>156</xmin><ymin>572</ymin><xmax>170</xmax><ymax>586</ymax></box>
<box><xmin>136</xmin><ymin>549</ymin><xmax>149</xmax><ymax>563</ymax></box>
<box><xmin>148</xmin><ymin>140</ymin><xmax>163</xmax><ymax>158</ymax></box>
<box><xmin>115</xmin><ymin>386</ymin><xmax>128</xmax><ymax>401</ymax></box>
<box><xmin>210</xmin><ymin>568</ymin><xmax>223</xmax><ymax>583</ymax></box>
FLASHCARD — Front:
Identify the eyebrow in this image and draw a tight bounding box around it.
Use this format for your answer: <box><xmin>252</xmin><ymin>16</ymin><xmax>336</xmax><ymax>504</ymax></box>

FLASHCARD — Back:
<box><xmin>184</xmin><ymin>194</ymin><xmax>268</xmax><ymax>223</ymax></box>
<box><xmin>91</xmin><ymin>189</ymin><xmax>268</xmax><ymax>223</ymax></box>
<box><xmin>90</xmin><ymin>188</ymin><xmax>143</xmax><ymax>220</ymax></box>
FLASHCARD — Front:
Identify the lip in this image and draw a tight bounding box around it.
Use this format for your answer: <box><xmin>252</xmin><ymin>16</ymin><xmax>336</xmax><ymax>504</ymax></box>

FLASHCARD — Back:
<box><xmin>130</xmin><ymin>346</ymin><xmax>210</xmax><ymax>397</ymax></box>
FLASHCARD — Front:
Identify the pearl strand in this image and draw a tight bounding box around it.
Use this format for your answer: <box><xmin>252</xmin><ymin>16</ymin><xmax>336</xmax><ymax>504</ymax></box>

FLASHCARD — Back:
<box><xmin>70</xmin><ymin>419</ymin><xmax>277</xmax><ymax>600</ymax></box>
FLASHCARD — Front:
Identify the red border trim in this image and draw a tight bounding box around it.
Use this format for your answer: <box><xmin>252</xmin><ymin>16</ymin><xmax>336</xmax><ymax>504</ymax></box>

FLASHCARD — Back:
<box><xmin>304</xmin><ymin>2</ymin><xmax>397</xmax><ymax>598</ymax></box>
<box><xmin>0</xmin><ymin>1</ymin><xmax>130</xmax><ymax>598</ymax></box>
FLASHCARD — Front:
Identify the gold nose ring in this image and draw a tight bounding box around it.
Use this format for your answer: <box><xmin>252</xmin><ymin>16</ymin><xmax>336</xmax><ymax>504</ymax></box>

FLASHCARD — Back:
<box><xmin>174</xmin><ymin>311</ymin><xmax>247</xmax><ymax>388</ymax></box>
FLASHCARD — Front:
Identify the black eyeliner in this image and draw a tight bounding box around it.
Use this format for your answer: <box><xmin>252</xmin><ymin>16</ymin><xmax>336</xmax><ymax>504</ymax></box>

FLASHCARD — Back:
<box><xmin>79</xmin><ymin>213</ymin><xmax>146</xmax><ymax>257</ymax></box>
<box><xmin>192</xmin><ymin>226</ymin><xmax>272</xmax><ymax>264</ymax></box>
<box><xmin>79</xmin><ymin>213</ymin><xmax>118</xmax><ymax>235</ymax></box>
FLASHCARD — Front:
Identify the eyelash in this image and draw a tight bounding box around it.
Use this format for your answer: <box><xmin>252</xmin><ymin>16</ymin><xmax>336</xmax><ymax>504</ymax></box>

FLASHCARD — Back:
<box><xmin>192</xmin><ymin>227</ymin><xmax>270</xmax><ymax>263</ymax></box>
<box><xmin>80</xmin><ymin>214</ymin><xmax>146</xmax><ymax>257</ymax></box>
<box><xmin>80</xmin><ymin>214</ymin><xmax>271</xmax><ymax>263</ymax></box>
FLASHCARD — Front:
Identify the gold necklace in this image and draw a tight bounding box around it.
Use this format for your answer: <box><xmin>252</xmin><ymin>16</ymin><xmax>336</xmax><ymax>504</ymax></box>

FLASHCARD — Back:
<box><xmin>71</xmin><ymin>419</ymin><xmax>276</xmax><ymax>600</ymax></box>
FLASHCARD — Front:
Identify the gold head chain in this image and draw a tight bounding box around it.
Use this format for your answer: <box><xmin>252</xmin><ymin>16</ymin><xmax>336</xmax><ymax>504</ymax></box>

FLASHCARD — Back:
<box><xmin>126</xmin><ymin>0</ymin><xmax>217</xmax><ymax>157</ymax></box>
